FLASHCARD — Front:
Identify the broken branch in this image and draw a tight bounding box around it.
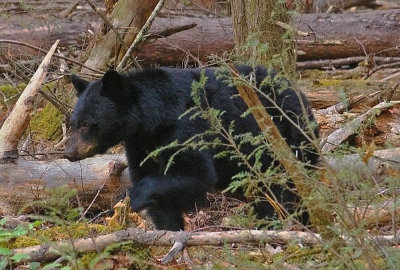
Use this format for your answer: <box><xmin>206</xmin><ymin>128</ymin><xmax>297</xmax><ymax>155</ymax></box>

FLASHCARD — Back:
<box><xmin>8</xmin><ymin>228</ymin><xmax>322</xmax><ymax>264</ymax></box>
<box><xmin>0</xmin><ymin>40</ymin><xmax>59</xmax><ymax>162</ymax></box>
<box><xmin>321</xmin><ymin>101</ymin><xmax>400</xmax><ymax>152</ymax></box>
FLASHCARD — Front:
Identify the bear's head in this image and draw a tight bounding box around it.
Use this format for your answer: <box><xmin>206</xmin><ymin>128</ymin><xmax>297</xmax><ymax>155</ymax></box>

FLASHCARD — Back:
<box><xmin>64</xmin><ymin>70</ymin><xmax>135</xmax><ymax>161</ymax></box>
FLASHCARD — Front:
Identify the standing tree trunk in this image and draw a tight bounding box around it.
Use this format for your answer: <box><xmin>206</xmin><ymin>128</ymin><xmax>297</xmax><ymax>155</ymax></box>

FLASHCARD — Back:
<box><xmin>230</xmin><ymin>0</ymin><xmax>296</xmax><ymax>75</ymax></box>
<box><xmin>229</xmin><ymin>0</ymin><xmax>335</xmax><ymax>241</ymax></box>
<box><xmin>82</xmin><ymin>0</ymin><xmax>160</xmax><ymax>74</ymax></box>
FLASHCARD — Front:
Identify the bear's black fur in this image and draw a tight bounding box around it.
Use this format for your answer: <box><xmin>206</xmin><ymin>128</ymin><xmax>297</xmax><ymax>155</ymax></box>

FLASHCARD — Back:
<box><xmin>64</xmin><ymin>65</ymin><xmax>319</xmax><ymax>230</ymax></box>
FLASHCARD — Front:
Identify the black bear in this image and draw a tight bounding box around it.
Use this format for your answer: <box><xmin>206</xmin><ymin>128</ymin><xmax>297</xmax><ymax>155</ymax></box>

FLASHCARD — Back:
<box><xmin>64</xmin><ymin>65</ymin><xmax>319</xmax><ymax>230</ymax></box>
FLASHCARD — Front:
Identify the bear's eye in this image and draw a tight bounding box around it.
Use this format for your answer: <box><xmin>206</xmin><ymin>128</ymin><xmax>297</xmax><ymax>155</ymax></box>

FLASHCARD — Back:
<box><xmin>81</xmin><ymin>121</ymin><xmax>90</xmax><ymax>128</ymax></box>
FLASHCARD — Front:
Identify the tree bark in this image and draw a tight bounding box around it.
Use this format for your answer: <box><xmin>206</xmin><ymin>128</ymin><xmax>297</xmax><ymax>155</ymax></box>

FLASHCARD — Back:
<box><xmin>0</xmin><ymin>155</ymin><xmax>130</xmax><ymax>215</ymax></box>
<box><xmin>230</xmin><ymin>0</ymin><xmax>295</xmax><ymax>74</ymax></box>
<box><xmin>295</xmin><ymin>9</ymin><xmax>400</xmax><ymax>61</ymax></box>
<box><xmin>137</xmin><ymin>15</ymin><xmax>233</xmax><ymax>66</ymax></box>
<box><xmin>81</xmin><ymin>0</ymin><xmax>160</xmax><ymax>73</ymax></box>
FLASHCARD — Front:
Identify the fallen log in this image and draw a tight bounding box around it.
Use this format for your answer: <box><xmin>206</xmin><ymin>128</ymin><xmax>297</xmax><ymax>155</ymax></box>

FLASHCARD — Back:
<box><xmin>0</xmin><ymin>15</ymin><xmax>97</xmax><ymax>59</ymax></box>
<box><xmin>138</xmin><ymin>10</ymin><xmax>400</xmax><ymax>66</ymax></box>
<box><xmin>305</xmin><ymin>81</ymin><xmax>400</xmax><ymax>109</ymax></box>
<box><xmin>296</xmin><ymin>56</ymin><xmax>400</xmax><ymax>70</ymax></box>
<box><xmin>0</xmin><ymin>155</ymin><xmax>130</xmax><ymax>215</ymax></box>
<box><xmin>0</xmin><ymin>146</ymin><xmax>399</xmax><ymax>215</ymax></box>
<box><xmin>324</xmin><ymin>147</ymin><xmax>400</xmax><ymax>184</ymax></box>
<box><xmin>3</xmin><ymin>10</ymin><xmax>400</xmax><ymax>66</ymax></box>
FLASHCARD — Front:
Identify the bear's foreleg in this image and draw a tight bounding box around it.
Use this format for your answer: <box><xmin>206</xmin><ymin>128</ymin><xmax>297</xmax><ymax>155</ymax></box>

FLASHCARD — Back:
<box><xmin>128</xmin><ymin>175</ymin><xmax>212</xmax><ymax>230</ymax></box>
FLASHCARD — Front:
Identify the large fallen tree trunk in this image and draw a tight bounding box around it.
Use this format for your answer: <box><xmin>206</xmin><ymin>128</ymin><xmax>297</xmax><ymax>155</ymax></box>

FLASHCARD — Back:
<box><xmin>3</xmin><ymin>10</ymin><xmax>400</xmax><ymax>66</ymax></box>
<box><xmin>0</xmin><ymin>15</ymin><xmax>97</xmax><ymax>59</ymax></box>
<box><xmin>0</xmin><ymin>148</ymin><xmax>399</xmax><ymax>215</ymax></box>
<box><xmin>139</xmin><ymin>9</ymin><xmax>400</xmax><ymax>65</ymax></box>
<box><xmin>0</xmin><ymin>155</ymin><xmax>130</xmax><ymax>215</ymax></box>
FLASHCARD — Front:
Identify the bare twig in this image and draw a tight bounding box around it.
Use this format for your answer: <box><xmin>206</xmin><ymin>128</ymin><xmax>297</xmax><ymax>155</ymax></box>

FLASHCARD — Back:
<box><xmin>353</xmin><ymin>36</ymin><xmax>369</xmax><ymax>58</ymax></box>
<box><xmin>116</xmin><ymin>0</ymin><xmax>166</xmax><ymax>71</ymax></box>
<box><xmin>297</xmin><ymin>57</ymin><xmax>400</xmax><ymax>70</ymax></box>
<box><xmin>54</xmin><ymin>136</ymin><xmax>68</xmax><ymax>150</ymax></box>
<box><xmin>317</xmin><ymin>91</ymin><xmax>380</xmax><ymax>115</ymax></box>
<box><xmin>147</xmin><ymin>23</ymin><xmax>197</xmax><ymax>40</ymax></box>
<box><xmin>78</xmin><ymin>174</ymin><xmax>109</xmax><ymax>222</ymax></box>
<box><xmin>387</xmin><ymin>80</ymin><xmax>400</xmax><ymax>102</ymax></box>
<box><xmin>58</xmin><ymin>0</ymin><xmax>80</xmax><ymax>18</ymax></box>
<box><xmin>380</xmin><ymin>70</ymin><xmax>400</xmax><ymax>82</ymax></box>
<box><xmin>0</xmin><ymin>39</ymin><xmax>104</xmax><ymax>75</ymax></box>
<box><xmin>38</xmin><ymin>89</ymin><xmax>70</xmax><ymax>119</ymax></box>
<box><xmin>363</xmin><ymin>61</ymin><xmax>400</xmax><ymax>79</ymax></box>
<box><xmin>276</xmin><ymin>21</ymin><xmax>309</xmax><ymax>37</ymax></box>
<box><xmin>160</xmin><ymin>241</ymin><xmax>185</xmax><ymax>264</ymax></box>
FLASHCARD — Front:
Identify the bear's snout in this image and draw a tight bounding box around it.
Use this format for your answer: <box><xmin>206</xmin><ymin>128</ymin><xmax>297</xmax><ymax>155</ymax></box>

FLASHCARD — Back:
<box><xmin>63</xmin><ymin>148</ymin><xmax>80</xmax><ymax>162</ymax></box>
<box><xmin>63</xmin><ymin>133</ymin><xmax>98</xmax><ymax>162</ymax></box>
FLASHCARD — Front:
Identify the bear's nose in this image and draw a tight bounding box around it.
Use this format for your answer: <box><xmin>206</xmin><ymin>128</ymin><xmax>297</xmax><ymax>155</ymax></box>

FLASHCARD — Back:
<box><xmin>63</xmin><ymin>149</ymin><xmax>78</xmax><ymax>162</ymax></box>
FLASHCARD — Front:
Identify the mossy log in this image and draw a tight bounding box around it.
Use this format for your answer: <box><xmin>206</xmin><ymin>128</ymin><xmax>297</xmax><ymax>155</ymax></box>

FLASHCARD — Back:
<box><xmin>9</xmin><ymin>228</ymin><xmax>322</xmax><ymax>264</ymax></box>
<box><xmin>7</xmin><ymin>223</ymin><xmax>400</xmax><ymax>265</ymax></box>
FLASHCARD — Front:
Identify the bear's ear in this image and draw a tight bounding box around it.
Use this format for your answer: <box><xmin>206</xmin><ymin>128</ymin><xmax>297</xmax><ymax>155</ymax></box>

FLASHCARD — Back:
<box><xmin>71</xmin><ymin>74</ymin><xmax>89</xmax><ymax>96</ymax></box>
<box><xmin>101</xmin><ymin>69</ymin><xmax>124</xmax><ymax>102</ymax></box>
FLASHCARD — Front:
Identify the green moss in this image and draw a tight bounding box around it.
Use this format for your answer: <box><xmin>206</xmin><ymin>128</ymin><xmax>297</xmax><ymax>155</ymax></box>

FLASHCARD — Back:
<box><xmin>316</xmin><ymin>79</ymin><xmax>368</xmax><ymax>89</ymax></box>
<box><xmin>0</xmin><ymin>83</ymin><xmax>26</xmax><ymax>104</ymax></box>
<box><xmin>78</xmin><ymin>252</ymin><xmax>98</xmax><ymax>268</ymax></box>
<box><xmin>298</xmin><ymin>75</ymin><xmax>386</xmax><ymax>101</ymax></box>
<box><xmin>12</xmin><ymin>236</ymin><xmax>41</xmax><ymax>249</ymax></box>
<box><xmin>35</xmin><ymin>223</ymin><xmax>111</xmax><ymax>241</ymax></box>
<box><xmin>30</xmin><ymin>104</ymin><xmax>63</xmax><ymax>141</ymax></box>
